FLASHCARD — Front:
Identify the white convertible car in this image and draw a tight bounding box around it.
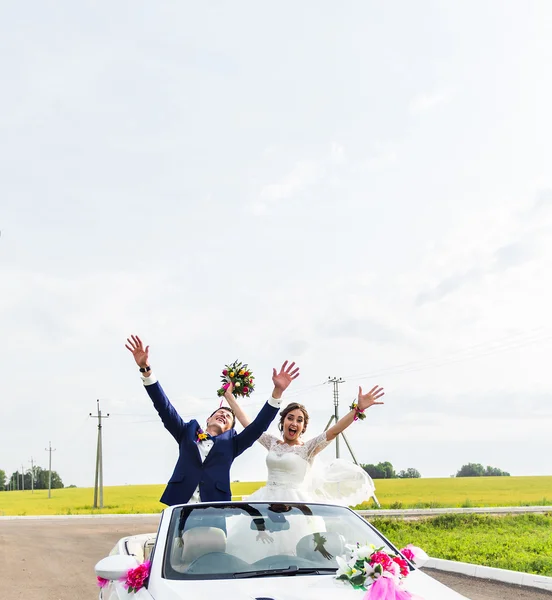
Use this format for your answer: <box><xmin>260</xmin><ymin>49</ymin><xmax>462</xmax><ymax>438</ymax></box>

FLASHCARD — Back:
<box><xmin>95</xmin><ymin>501</ymin><xmax>469</xmax><ymax>599</ymax></box>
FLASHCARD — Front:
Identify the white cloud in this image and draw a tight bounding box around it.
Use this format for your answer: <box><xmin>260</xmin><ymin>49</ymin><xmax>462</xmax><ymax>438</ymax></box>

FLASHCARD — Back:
<box><xmin>409</xmin><ymin>88</ymin><xmax>453</xmax><ymax>113</ymax></box>
<box><xmin>259</xmin><ymin>160</ymin><xmax>321</xmax><ymax>203</ymax></box>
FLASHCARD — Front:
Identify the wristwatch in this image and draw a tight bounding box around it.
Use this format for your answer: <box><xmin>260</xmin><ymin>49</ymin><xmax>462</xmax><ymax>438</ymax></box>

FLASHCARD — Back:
<box><xmin>139</xmin><ymin>366</ymin><xmax>151</xmax><ymax>373</ymax></box>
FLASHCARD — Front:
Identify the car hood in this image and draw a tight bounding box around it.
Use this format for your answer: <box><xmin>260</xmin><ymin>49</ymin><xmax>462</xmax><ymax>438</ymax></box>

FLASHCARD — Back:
<box><xmin>152</xmin><ymin>570</ymin><xmax>470</xmax><ymax>599</ymax></box>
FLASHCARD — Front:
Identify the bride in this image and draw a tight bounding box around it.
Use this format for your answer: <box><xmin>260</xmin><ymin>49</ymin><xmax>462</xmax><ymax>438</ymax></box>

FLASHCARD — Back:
<box><xmin>224</xmin><ymin>383</ymin><xmax>384</xmax><ymax>506</ymax></box>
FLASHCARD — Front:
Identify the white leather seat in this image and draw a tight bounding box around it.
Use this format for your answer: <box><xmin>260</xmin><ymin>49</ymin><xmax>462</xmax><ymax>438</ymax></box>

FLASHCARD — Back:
<box><xmin>179</xmin><ymin>526</ymin><xmax>227</xmax><ymax>568</ymax></box>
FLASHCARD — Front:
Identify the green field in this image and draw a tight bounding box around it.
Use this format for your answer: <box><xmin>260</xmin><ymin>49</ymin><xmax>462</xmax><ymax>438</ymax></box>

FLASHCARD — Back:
<box><xmin>373</xmin><ymin>513</ymin><xmax>552</xmax><ymax>576</ymax></box>
<box><xmin>353</xmin><ymin>475</ymin><xmax>552</xmax><ymax>510</ymax></box>
<box><xmin>0</xmin><ymin>476</ymin><xmax>550</xmax><ymax>516</ymax></box>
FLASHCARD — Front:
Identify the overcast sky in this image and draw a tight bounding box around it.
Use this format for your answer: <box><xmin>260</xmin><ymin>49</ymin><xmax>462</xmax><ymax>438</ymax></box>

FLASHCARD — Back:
<box><xmin>2</xmin><ymin>2</ymin><xmax>552</xmax><ymax>493</ymax></box>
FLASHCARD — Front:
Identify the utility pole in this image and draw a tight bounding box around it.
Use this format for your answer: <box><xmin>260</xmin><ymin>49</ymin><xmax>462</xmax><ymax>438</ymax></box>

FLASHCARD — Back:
<box><xmin>29</xmin><ymin>457</ymin><xmax>35</xmax><ymax>493</ymax></box>
<box><xmin>90</xmin><ymin>400</ymin><xmax>109</xmax><ymax>509</ymax></box>
<box><xmin>324</xmin><ymin>376</ymin><xmax>380</xmax><ymax>507</ymax></box>
<box><xmin>325</xmin><ymin>377</ymin><xmax>344</xmax><ymax>458</ymax></box>
<box><xmin>21</xmin><ymin>464</ymin><xmax>25</xmax><ymax>491</ymax></box>
<box><xmin>45</xmin><ymin>442</ymin><xmax>56</xmax><ymax>499</ymax></box>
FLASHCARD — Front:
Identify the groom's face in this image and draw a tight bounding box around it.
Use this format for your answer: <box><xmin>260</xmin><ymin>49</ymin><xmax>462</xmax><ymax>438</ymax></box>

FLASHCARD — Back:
<box><xmin>206</xmin><ymin>408</ymin><xmax>234</xmax><ymax>433</ymax></box>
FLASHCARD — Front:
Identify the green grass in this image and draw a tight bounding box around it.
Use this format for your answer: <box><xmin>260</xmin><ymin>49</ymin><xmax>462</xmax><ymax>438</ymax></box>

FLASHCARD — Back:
<box><xmin>370</xmin><ymin>513</ymin><xmax>552</xmax><ymax>577</ymax></box>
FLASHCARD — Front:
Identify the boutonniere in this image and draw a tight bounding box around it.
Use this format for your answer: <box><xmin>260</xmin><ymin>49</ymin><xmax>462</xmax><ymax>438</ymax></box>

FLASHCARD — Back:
<box><xmin>196</xmin><ymin>428</ymin><xmax>209</xmax><ymax>443</ymax></box>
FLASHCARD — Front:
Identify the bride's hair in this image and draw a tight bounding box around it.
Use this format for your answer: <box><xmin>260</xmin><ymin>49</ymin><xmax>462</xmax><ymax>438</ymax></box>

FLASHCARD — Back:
<box><xmin>278</xmin><ymin>403</ymin><xmax>309</xmax><ymax>435</ymax></box>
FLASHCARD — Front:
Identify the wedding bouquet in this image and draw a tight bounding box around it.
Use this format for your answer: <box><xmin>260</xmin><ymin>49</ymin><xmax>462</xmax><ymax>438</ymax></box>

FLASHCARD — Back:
<box><xmin>336</xmin><ymin>543</ymin><xmax>427</xmax><ymax>599</ymax></box>
<box><xmin>216</xmin><ymin>360</ymin><xmax>255</xmax><ymax>398</ymax></box>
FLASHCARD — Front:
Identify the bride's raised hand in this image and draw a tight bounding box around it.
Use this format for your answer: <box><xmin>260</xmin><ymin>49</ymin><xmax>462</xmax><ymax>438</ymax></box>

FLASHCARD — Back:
<box><xmin>272</xmin><ymin>360</ymin><xmax>300</xmax><ymax>394</ymax></box>
<box><xmin>357</xmin><ymin>385</ymin><xmax>385</xmax><ymax>411</ymax></box>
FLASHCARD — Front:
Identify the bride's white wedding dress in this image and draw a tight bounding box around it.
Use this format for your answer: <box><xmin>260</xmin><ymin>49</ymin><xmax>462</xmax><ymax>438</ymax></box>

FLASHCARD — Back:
<box><xmin>226</xmin><ymin>432</ymin><xmax>375</xmax><ymax>562</ymax></box>
<box><xmin>247</xmin><ymin>432</ymin><xmax>376</xmax><ymax>506</ymax></box>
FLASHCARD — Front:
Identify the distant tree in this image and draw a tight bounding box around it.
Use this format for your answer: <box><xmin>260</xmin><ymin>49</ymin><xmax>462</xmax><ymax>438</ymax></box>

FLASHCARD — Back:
<box><xmin>361</xmin><ymin>462</ymin><xmax>397</xmax><ymax>479</ymax></box>
<box><xmin>484</xmin><ymin>465</ymin><xmax>510</xmax><ymax>477</ymax></box>
<box><xmin>0</xmin><ymin>469</ymin><xmax>6</xmax><ymax>491</ymax></box>
<box><xmin>361</xmin><ymin>464</ymin><xmax>381</xmax><ymax>478</ymax></box>
<box><xmin>379</xmin><ymin>461</ymin><xmax>396</xmax><ymax>479</ymax></box>
<box><xmin>35</xmin><ymin>467</ymin><xmax>64</xmax><ymax>489</ymax></box>
<box><xmin>398</xmin><ymin>468</ymin><xmax>421</xmax><ymax>479</ymax></box>
<box><xmin>9</xmin><ymin>467</ymin><xmax>64</xmax><ymax>490</ymax></box>
<box><xmin>9</xmin><ymin>470</ymin><xmax>32</xmax><ymax>489</ymax></box>
<box><xmin>456</xmin><ymin>463</ymin><xmax>509</xmax><ymax>477</ymax></box>
<box><xmin>455</xmin><ymin>463</ymin><xmax>485</xmax><ymax>477</ymax></box>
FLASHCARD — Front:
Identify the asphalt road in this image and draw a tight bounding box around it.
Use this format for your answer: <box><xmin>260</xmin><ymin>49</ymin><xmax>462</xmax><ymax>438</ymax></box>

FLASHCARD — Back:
<box><xmin>1</xmin><ymin>516</ymin><xmax>550</xmax><ymax>600</ymax></box>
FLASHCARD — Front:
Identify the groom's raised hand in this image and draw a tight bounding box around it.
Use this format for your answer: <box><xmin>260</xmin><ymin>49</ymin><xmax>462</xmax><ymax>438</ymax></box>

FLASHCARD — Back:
<box><xmin>125</xmin><ymin>334</ymin><xmax>150</xmax><ymax>369</ymax></box>
<box><xmin>271</xmin><ymin>361</ymin><xmax>300</xmax><ymax>399</ymax></box>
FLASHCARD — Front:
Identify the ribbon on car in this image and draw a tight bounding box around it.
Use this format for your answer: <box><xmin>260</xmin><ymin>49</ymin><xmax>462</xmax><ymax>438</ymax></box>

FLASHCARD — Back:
<box><xmin>362</xmin><ymin>576</ymin><xmax>425</xmax><ymax>600</ymax></box>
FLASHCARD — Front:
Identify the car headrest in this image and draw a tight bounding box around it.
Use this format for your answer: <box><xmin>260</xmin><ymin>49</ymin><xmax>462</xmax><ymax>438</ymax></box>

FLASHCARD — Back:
<box><xmin>180</xmin><ymin>526</ymin><xmax>227</xmax><ymax>566</ymax></box>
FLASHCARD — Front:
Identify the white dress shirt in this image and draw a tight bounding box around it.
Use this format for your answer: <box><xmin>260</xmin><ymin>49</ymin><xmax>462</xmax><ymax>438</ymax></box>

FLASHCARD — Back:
<box><xmin>141</xmin><ymin>371</ymin><xmax>281</xmax><ymax>502</ymax></box>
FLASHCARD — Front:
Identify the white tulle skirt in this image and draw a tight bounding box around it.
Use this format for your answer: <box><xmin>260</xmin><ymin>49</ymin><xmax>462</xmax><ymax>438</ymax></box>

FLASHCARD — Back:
<box><xmin>246</xmin><ymin>459</ymin><xmax>376</xmax><ymax>507</ymax></box>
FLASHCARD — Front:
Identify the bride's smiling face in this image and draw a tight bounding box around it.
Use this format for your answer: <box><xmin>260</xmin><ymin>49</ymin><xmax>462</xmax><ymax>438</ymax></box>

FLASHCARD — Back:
<box><xmin>282</xmin><ymin>409</ymin><xmax>305</xmax><ymax>443</ymax></box>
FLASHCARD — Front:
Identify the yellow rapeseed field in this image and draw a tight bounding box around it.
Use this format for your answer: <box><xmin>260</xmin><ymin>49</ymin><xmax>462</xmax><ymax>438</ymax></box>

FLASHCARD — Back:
<box><xmin>0</xmin><ymin>476</ymin><xmax>550</xmax><ymax>516</ymax></box>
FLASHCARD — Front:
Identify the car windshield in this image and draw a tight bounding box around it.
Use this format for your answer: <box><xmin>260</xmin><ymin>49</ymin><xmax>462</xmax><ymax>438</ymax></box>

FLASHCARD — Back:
<box><xmin>163</xmin><ymin>502</ymin><xmax>399</xmax><ymax>580</ymax></box>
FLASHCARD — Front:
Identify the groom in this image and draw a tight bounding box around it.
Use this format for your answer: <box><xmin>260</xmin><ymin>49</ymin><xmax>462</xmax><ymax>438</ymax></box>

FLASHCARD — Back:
<box><xmin>126</xmin><ymin>335</ymin><xmax>299</xmax><ymax>506</ymax></box>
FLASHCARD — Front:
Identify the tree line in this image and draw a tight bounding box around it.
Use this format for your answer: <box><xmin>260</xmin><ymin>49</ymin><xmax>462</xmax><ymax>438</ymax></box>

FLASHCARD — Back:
<box><xmin>454</xmin><ymin>463</ymin><xmax>510</xmax><ymax>477</ymax></box>
<box><xmin>0</xmin><ymin>466</ymin><xmax>65</xmax><ymax>491</ymax></box>
<box><xmin>361</xmin><ymin>462</ymin><xmax>422</xmax><ymax>479</ymax></box>
<box><xmin>360</xmin><ymin>461</ymin><xmax>511</xmax><ymax>479</ymax></box>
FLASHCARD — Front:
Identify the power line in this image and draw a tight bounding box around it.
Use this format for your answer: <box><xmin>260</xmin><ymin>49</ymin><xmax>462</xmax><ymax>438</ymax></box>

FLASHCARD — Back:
<box><xmin>342</xmin><ymin>328</ymin><xmax>552</xmax><ymax>383</ymax></box>
<box><xmin>98</xmin><ymin>328</ymin><xmax>552</xmax><ymax>427</ymax></box>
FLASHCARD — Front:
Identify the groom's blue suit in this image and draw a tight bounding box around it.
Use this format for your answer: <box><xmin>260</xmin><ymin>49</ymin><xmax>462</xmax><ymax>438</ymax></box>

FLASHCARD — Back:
<box><xmin>144</xmin><ymin>378</ymin><xmax>278</xmax><ymax>506</ymax></box>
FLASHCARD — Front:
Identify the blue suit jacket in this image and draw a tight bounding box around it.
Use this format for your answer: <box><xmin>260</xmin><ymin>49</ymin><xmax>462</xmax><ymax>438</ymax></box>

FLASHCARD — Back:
<box><xmin>145</xmin><ymin>380</ymin><xmax>278</xmax><ymax>506</ymax></box>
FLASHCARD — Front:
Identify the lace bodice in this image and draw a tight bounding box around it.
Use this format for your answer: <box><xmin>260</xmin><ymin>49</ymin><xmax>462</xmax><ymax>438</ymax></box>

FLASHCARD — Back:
<box><xmin>257</xmin><ymin>432</ymin><xmax>331</xmax><ymax>488</ymax></box>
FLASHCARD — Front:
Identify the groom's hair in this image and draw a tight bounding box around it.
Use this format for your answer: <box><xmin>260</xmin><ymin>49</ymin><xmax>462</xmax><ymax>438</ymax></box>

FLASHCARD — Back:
<box><xmin>208</xmin><ymin>406</ymin><xmax>236</xmax><ymax>428</ymax></box>
<box><xmin>278</xmin><ymin>403</ymin><xmax>309</xmax><ymax>435</ymax></box>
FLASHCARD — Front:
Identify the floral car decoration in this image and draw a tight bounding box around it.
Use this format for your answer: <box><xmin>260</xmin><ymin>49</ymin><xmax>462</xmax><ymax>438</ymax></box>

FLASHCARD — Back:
<box><xmin>336</xmin><ymin>543</ymin><xmax>428</xmax><ymax>600</ymax></box>
<box><xmin>216</xmin><ymin>360</ymin><xmax>255</xmax><ymax>398</ymax></box>
<box><xmin>97</xmin><ymin>560</ymin><xmax>151</xmax><ymax>595</ymax></box>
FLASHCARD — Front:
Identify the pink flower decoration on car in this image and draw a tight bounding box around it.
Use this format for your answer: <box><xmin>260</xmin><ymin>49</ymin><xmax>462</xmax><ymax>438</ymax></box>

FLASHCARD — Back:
<box><xmin>370</xmin><ymin>551</ymin><xmax>394</xmax><ymax>572</ymax></box>
<box><xmin>400</xmin><ymin>547</ymin><xmax>415</xmax><ymax>562</ymax></box>
<box><xmin>242</xmin><ymin>387</ymin><xmax>249</xmax><ymax>393</ymax></box>
<box><xmin>400</xmin><ymin>544</ymin><xmax>428</xmax><ymax>566</ymax></box>
<box><xmin>121</xmin><ymin>560</ymin><xmax>151</xmax><ymax>594</ymax></box>
<box><xmin>393</xmin><ymin>556</ymin><xmax>410</xmax><ymax>577</ymax></box>
<box><xmin>97</xmin><ymin>576</ymin><xmax>109</xmax><ymax>588</ymax></box>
